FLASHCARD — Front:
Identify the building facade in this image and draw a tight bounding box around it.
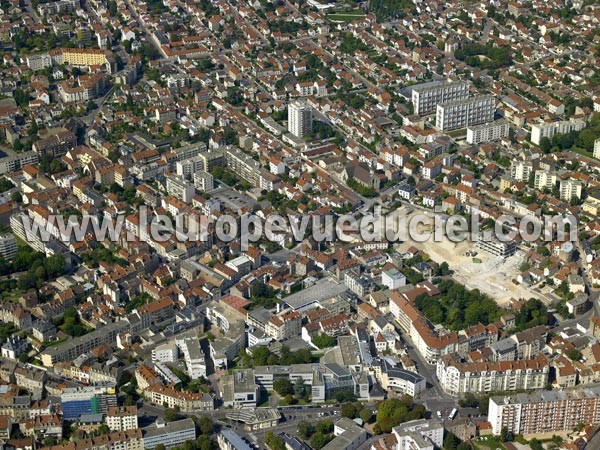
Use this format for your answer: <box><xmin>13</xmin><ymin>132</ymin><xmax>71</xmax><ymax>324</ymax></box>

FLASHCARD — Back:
<box><xmin>436</xmin><ymin>96</ymin><xmax>495</xmax><ymax>132</ymax></box>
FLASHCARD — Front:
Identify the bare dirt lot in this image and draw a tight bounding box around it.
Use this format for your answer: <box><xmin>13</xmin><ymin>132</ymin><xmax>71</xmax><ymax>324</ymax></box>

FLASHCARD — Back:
<box><xmin>394</xmin><ymin>209</ymin><xmax>545</xmax><ymax>306</ymax></box>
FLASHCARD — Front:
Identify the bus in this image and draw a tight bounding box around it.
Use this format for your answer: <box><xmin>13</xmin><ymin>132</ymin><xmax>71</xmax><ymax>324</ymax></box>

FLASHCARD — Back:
<box><xmin>449</xmin><ymin>408</ymin><xmax>458</xmax><ymax>420</ymax></box>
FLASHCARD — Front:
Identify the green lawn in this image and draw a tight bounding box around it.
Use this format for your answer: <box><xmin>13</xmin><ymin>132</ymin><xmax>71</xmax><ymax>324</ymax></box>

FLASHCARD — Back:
<box><xmin>327</xmin><ymin>11</ymin><xmax>366</xmax><ymax>21</ymax></box>
<box><xmin>472</xmin><ymin>437</ymin><xmax>506</xmax><ymax>450</ymax></box>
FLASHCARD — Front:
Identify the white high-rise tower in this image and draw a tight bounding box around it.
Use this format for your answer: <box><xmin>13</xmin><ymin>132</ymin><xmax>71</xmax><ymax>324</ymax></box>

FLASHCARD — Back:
<box><xmin>288</xmin><ymin>100</ymin><xmax>312</xmax><ymax>138</ymax></box>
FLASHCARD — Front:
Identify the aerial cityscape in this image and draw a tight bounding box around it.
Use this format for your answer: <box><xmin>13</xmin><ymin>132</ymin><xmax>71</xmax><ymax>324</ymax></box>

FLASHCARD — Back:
<box><xmin>0</xmin><ymin>0</ymin><xmax>598</xmax><ymax>449</ymax></box>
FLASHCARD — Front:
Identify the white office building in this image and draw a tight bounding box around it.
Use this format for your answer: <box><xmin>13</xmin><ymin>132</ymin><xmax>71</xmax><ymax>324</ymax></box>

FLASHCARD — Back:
<box><xmin>411</xmin><ymin>80</ymin><xmax>470</xmax><ymax>115</ymax></box>
<box><xmin>436</xmin><ymin>96</ymin><xmax>495</xmax><ymax>131</ymax></box>
<box><xmin>530</xmin><ymin>119</ymin><xmax>585</xmax><ymax>145</ymax></box>
<box><xmin>466</xmin><ymin>120</ymin><xmax>509</xmax><ymax>144</ymax></box>
<box><xmin>288</xmin><ymin>100</ymin><xmax>312</xmax><ymax>138</ymax></box>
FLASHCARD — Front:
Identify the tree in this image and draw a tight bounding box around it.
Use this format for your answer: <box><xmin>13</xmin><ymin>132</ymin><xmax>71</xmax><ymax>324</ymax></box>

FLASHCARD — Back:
<box><xmin>273</xmin><ymin>378</ymin><xmax>293</xmax><ymax>396</ymax></box>
<box><xmin>154</xmin><ymin>445</ymin><xmax>166</xmax><ymax>450</ymax></box>
<box><xmin>312</xmin><ymin>334</ymin><xmax>336</xmax><ymax>349</ymax></box>
<box><xmin>293</xmin><ymin>377</ymin><xmax>307</xmax><ymax>400</ymax></box>
<box><xmin>540</xmin><ymin>137</ymin><xmax>552</xmax><ymax>153</ymax></box>
<box><xmin>375</xmin><ymin>397</ymin><xmax>426</xmax><ymax>434</ymax></box>
<box><xmin>164</xmin><ymin>407</ymin><xmax>180</xmax><ymax>422</ymax></box>
<box><xmin>298</xmin><ymin>420</ymin><xmax>314</xmax><ymax>439</ymax></box>
<box><xmin>196</xmin><ymin>416</ymin><xmax>213</xmax><ymax>435</ymax></box>
<box><xmin>265</xmin><ymin>431</ymin><xmax>285</xmax><ymax>450</ymax></box>
<box><xmin>444</xmin><ymin>431</ymin><xmax>462</xmax><ymax>450</ymax></box>
<box><xmin>359</xmin><ymin>408</ymin><xmax>373</xmax><ymax>423</ymax></box>
<box><xmin>567</xmin><ymin>348</ymin><xmax>582</xmax><ymax>361</ymax></box>
<box><xmin>315</xmin><ymin>419</ymin><xmax>333</xmax><ymax>435</ymax></box>
<box><xmin>500</xmin><ymin>426</ymin><xmax>514</xmax><ymax>443</ymax></box>
<box><xmin>310</xmin><ymin>432</ymin><xmax>333</xmax><ymax>450</ymax></box>
<box><xmin>341</xmin><ymin>403</ymin><xmax>358</xmax><ymax>419</ymax></box>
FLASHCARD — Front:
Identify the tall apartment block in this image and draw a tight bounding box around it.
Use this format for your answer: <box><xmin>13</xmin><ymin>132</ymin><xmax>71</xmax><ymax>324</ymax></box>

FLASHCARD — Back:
<box><xmin>530</xmin><ymin>119</ymin><xmax>585</xmax><ymax>145</ymax></box>
<box><xmin>411</xmin><ymin>80</ymin><xmax>470</xmax><ymax>115</ymax></box>
<box><xmin>436</xmin><ymin>96</ymin><xmax>495</xmax><ymax>132</ymax></box>
<box><xmin>0</xmin><ymin>235</ymin><xmax>17</xmax><ymax>261</ymax></box>
<box><xmin>466</xmin><ymin>119</ymin><xmax>509</xmax><ymax>144</ymax></box>
<box><xmin>488</xmin><ymin>388</ymin><xmax>600</xmax><ymax>436</ymax></box>
<box><xmin>593</xmin><ymin>138</ymin><xmax>600</xmax><ymax>159</ymax></box>
<box><xmin>288</xmin><ymin>100</ymin><xmax>312</xmax><ymax>138</ymax></box>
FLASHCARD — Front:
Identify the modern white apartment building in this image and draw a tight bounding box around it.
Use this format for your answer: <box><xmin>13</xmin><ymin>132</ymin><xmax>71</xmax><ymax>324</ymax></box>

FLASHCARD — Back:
<box><xmin>288</xmin><ymin>100</ymin><xmax>312</xmax><ymax>138</ymax></box>
<box><xmin>381</xmin><ymin>268</ymin><xmax>407</xmax><ymax>290</ymax></box>
<box><xmin>533</xmin><ymin>170</ymin><xmax>558</xmax><ymax>191</ymax></box>
<box><xmin>176</xmin><ymin>337</ymin><xmax>207</xmax><ymax>380</ymax></box>
<box><xmin>436</xmin><ymin>96</ymin><xmax>495</xmax><ymax>131</ymax></box>
<box><xmin>25</xmin><ymin>54</ymin><xmax>52</xmax><ymax>71</ymax></box>
<box><xmin>0</xmin><ymin>235</ymin><xmax>17</xmax><ymax>261</ymax></box>
<box><xmin>411</xmin><ymin>80</ymin><xmax>470</xmax><ymax>115</ymax></box>
<box><xmin>560</xmin><ymin>179</ymin><xmax>583</xmax><ymax>201</ymax></box>
<box><xmin>466</xmin><ymin>120</ymin><xmax>509</xmax><ymax>144</ymax></box>
<box><xmin>510</xmin><ymin>159</ymin><xmax>537</xmax><ymax>182</ymax></box>
<box><xmin>594</xmin><ymin>138</ymin><xmax>600</xmax><ymax>159</ymax></box>
<box><xmin>0</xmin><ymin>151</ymin><xmax>39</xmax><ymax>175</ymax></box>
<box><xmin>436</xmin><ymin>354</ymin><xmax>549</xmax><ymax>396</ymax></box>
<box><xmin>530</xmin><ymin>119</ymin><xmax>585</xmax><ymax>145</ymax></box>
<box><xmin>151</xmin><ymin>342</ymin><xmax>178</xmax><ymax>363</ymax></box>
<box><xmin>392</xmin><ymin>419</ymin><xmax>444</xmax><ymax>450</ymax></box>
<box><xmin>488</xmin><ymin>388</ymin><xmax>600</xmax><ymax>436</ymax></box>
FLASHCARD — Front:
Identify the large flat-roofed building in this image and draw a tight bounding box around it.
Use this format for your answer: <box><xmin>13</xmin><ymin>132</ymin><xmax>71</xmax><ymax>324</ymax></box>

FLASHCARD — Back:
<box><xmin>0</xmin><ymin>235</ymin><xmax>17</xmax><ymax>261</ymax></box>
<box><xmin>225</xmin><ymin>148</ymin><xmax>260</xmax><ymax>184</ymax></box>
<box><xmin>411</xmin><ymin>80</ymin><xmax>470</xmax><ymax>115</ymax></box>
<box><xmin>217</xmin><ymin>429</ymin><xmax>253</xmax><ymax>450</ymax></box>
<box><xmin>436</xmin><ymin>96</ymin><xmax>495</xmax><ymax>131</ymax></box>
<box><xmin>25</xmin><ymin>54</ymin><xmax>52</xmax><ymax>71</ymax></box>
<box><xmin>225</xmin><ymin>408</ymin><xmax>280</xmax><ymax>431</ymax></box>
<box><xmin>466</xmin><ymin>120</ymin><xmax>509</xmax><ymax>144</ymax></box>
<box><xmin>176</xmin><ymin>336</ymin><xmax>206</xmax><ymax>380</ymax></box>
<box><xmin>488</xmin><ymin>388</ymin><xmax>600</xmax><ymax>436</ymax></box>
<box><xmin>436</xmin><ymin>353</ymin><xmax>549</xmax><ymax>395</ymax></box>
<box><xmin>38</xmin><ymin>0</ymin><xmax>78</xmax><ymax>15</ymax></box>
<box><xmin>32</xmin><ymin>128</ymin><xmax>77</xmax><ymax>158</ymax></box>
<box><xmin>221</xmin><ymin>369</ymin><xmax>259</xmax><ymax>409</ymax></box>
<box><xmin>40</xmin><ymin>321</ymin><xmax>130</xmax><ymax>366</ymax></box>
<box><xmin>142</xmin><ymin>418</ymin><xmax>196</xmax><ymax>450</ymax></box>
<box><xmin>321</xmin><ymin>418</ymin><xmax>367</xmax><ymax>450</ymax></box>
<box><xmin>476</xmin><ymin>232</ymin><xmax>517</xmax><ymax>258</ymax></box>
<box><xmin>0</xmin><ymin>151</ymin><xmax>39</xmax><ymax>175</ymax></box>
<box><xmin>530</xmin><ymin>119</ymin><xmax>586</xmax><ymax>145</ymax></box>
<box><xmin>61</xmin><ymin>385</ymin><xmax>117</xmax><ymax>420</ymax></box>
<box><xmin>380</xmin><ymin>363</ymin><xmax>426</xmax><ymax>397</ymax></box>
